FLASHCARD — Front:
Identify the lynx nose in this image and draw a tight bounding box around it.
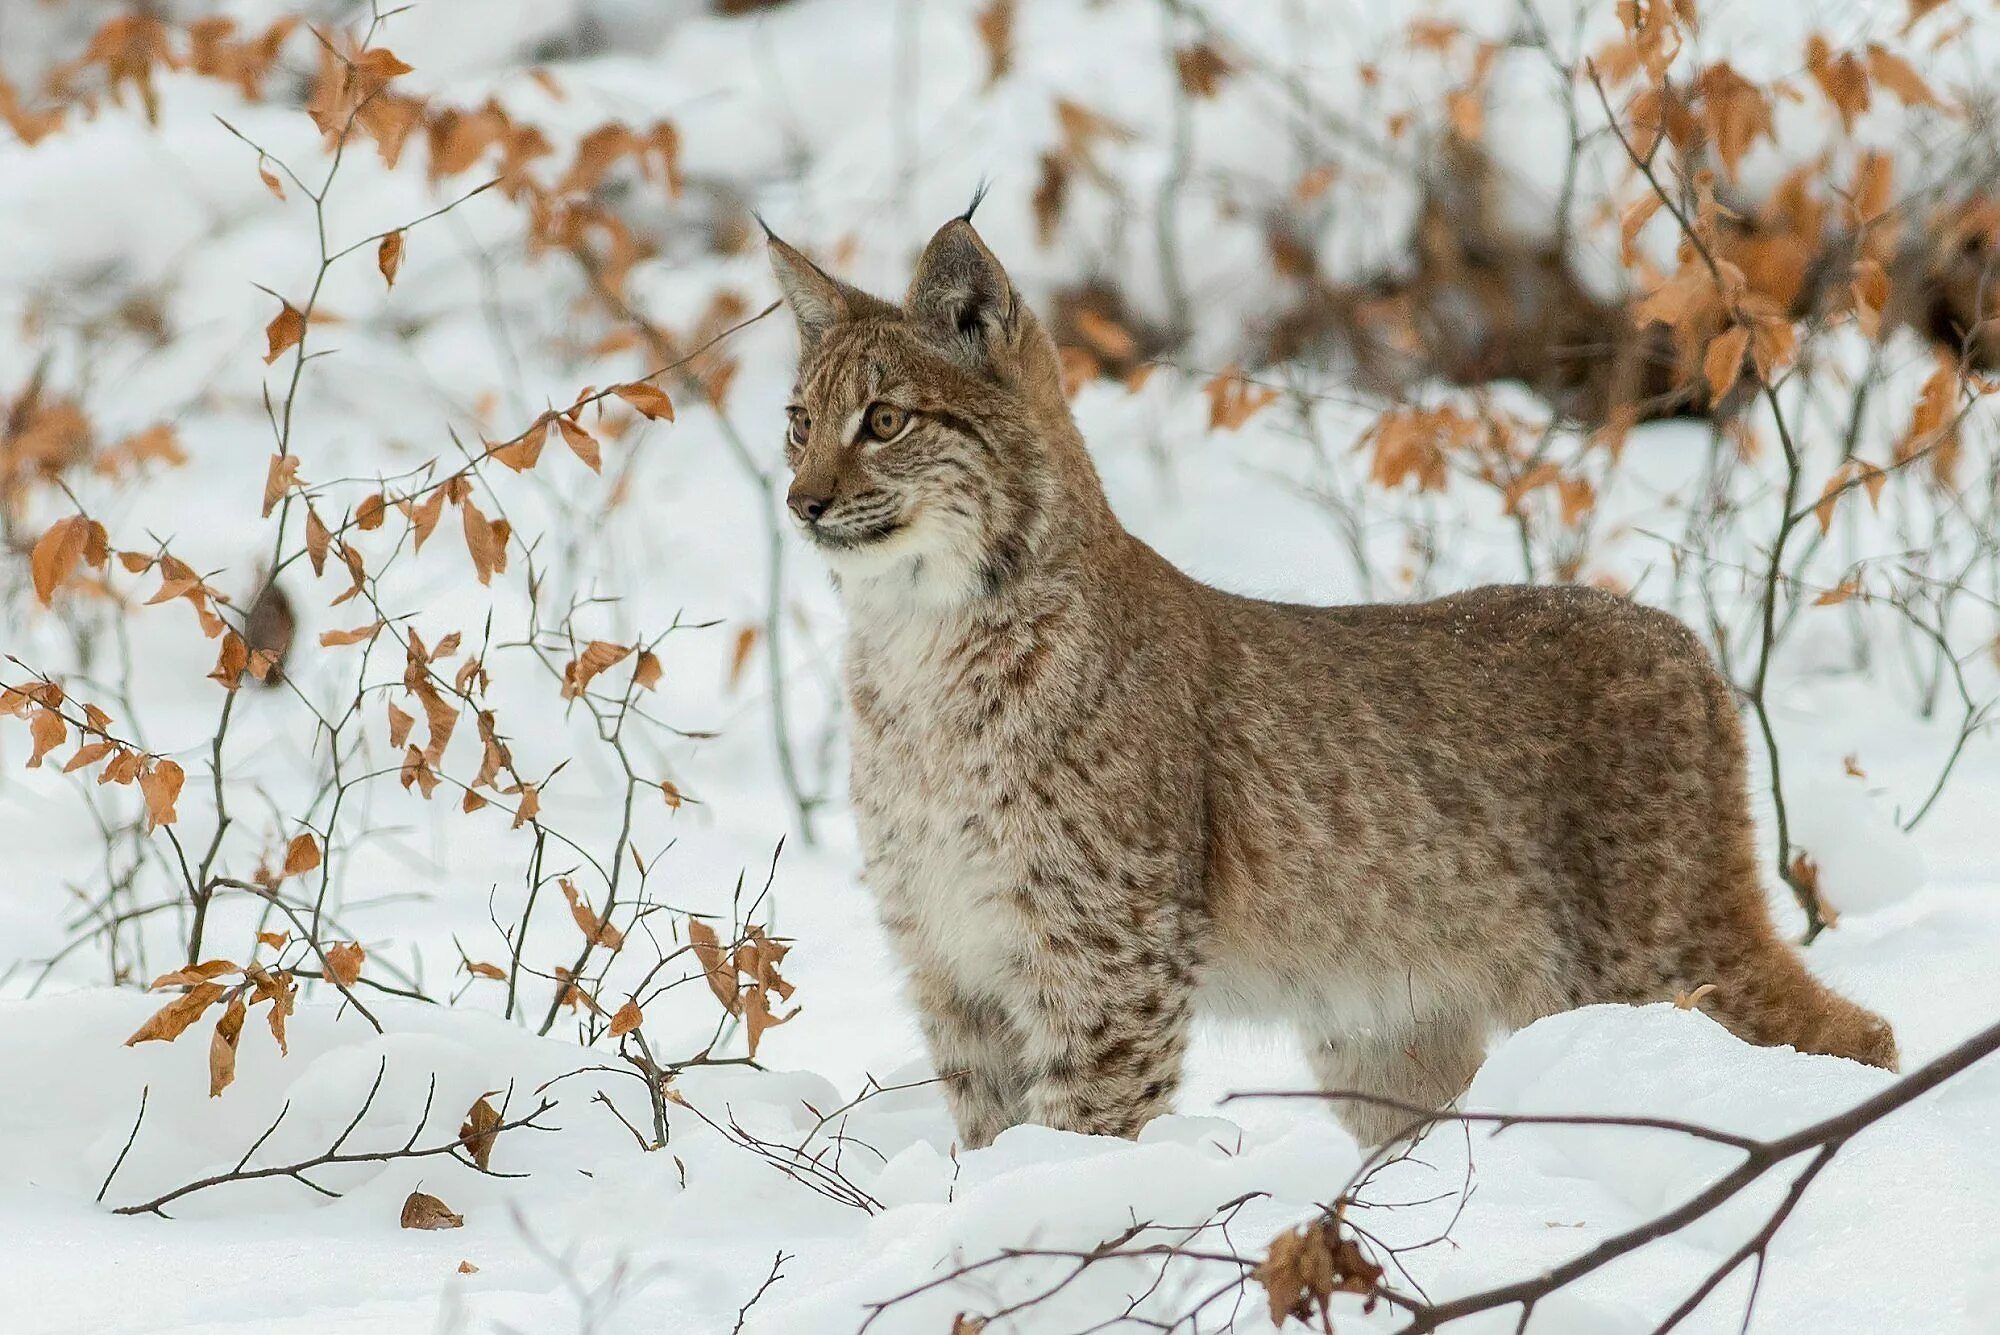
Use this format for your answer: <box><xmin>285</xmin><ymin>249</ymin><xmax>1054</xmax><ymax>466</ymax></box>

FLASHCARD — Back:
<box><xmin>787</xmin><ymin>484</ymin><xmax>832</xmax><ymax>524</ymax></box>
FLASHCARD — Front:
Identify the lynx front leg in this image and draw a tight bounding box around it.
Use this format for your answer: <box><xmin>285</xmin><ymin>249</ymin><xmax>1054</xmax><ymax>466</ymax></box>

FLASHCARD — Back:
<box><xmin>907</xmin><ymin>967</ymin><xmax>1029</xmax><ymax>1149</ymax></box>
<box><xmin>1012</xmin><ymin>935</ymin><xmax>1196</xmax><ymax>1139</ymax></box>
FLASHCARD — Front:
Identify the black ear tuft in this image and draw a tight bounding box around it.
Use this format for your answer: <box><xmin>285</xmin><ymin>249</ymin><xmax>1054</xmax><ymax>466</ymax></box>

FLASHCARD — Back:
<box><xmin>958</xmin><ymin>178</ymin><xmax>992</xmax><ymax>224</ymax></box>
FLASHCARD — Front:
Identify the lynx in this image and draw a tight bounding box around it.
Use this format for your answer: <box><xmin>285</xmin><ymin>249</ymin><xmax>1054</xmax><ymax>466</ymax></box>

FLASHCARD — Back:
<box><xmin>766</xmin><ymin>212</ymin><xmax>1897</xmax><ymax>1148</ymax></box>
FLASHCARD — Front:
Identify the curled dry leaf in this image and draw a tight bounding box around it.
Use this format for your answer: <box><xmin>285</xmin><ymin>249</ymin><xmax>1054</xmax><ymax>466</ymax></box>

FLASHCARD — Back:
<box><xmin>262</xmin><ymin>453</ymin><xmax>299</xmax><ymax>518</ymax></box>
<box><xmin>26</xmin><ymin>710</ymin><xmax>66</xmax><ymax>768</ymax></box>
<box><xmin>282</xmin><ymin>832</ymin><xmax>321</xmax><ymax>878</ymax></box>
<box><xmin>465</xmin><ymin>960</ymin><xmax>506</xmax><ymax>980</ymax></box>
<box><xmin>209</xmin><ymin>991</ymin><xmax>247</xmax><ymax>1097</ymax></box>
<box><xmin>562</xmin><ymin>640</ymin><xmax>633</xmax><ymax>700</ymax></box>
<box><xmin>387</xmin><ymin>701</ymin><xmax>416</xmax><ymax>750</ymax></box>
<box><xmin>30</xmin><ymin>515</ymin><xmax>109</xmax><ymax>606</ymax></box>
<box><xmin>489</xmin><ymin>419</ymin><xmax>546</xmax><ymax>472</ymax></box>
<box><xmin>102</xmin><ymin>748</ymin><xmax>145</xmax><ymax>786</ymax></box>
<box><xmin>139</xmin><ymin>758</ymin><xmax>185</xmax><ymax>829</ymax></box>
<box><xmin>149</xmin><ymin>959</ymin><xmax>241</xmax><ymax>988</ymax></box>
<box><xmin>1252</xmin><ymin>1217</ymin><xmax>1383</xmax><ymax>1328</ymax></box>
<box><xmin>633</xmin><ymin>649</ymin><xmax>662</xmax><ymax>691</ymax></box>
<box><xmin>560</xmin><ymin>878</ymin><xmax>624</xmax><ymax>950</ymax></box>
<box><xmin>508</xmin><ymin>782</ymin><xmax>539</xmax><ymax>829</ymax></box>
<box><xmin>251</xmin><ymin>964</ymin><xmax>296</xmax><ymax>1054</ymax></box>
<box><xmin>461</xmin><ymin>498</ymin><xmax>507</xmax><ymax>586</ymax></box>
<box><xmin>401</xmin><ymin>745</ymin><xmax>441</xmax><ymax>797</ymax></box>
<box><xmin>324</xmin><ymin>940</ymin><xmax>366</xmax><ymax>987</ymax></box>
<box><xmin>609</xmin><ymin>998</ymin><xmax>643</xmax><ymax>1036</ymax></box>
<box><xmin>126</xmin><ymin>982</ymin><xmax>227</xmax><ymax>1046</ymax></box>
<box><xmin>741</xmin><ymin>982</ymin><xmax>798</xmax><ymax>1058</ymax></box>
<box><xmin>686</xmin><ymin>918</ymin><xmax>739</xmax><ymax>1015</ymax></box>
<box><xmin>378</xmin><ymin>229</ymin><xmax>404</xmax><ymax>287</ymax></box>
<box><xmin>404</xmin><ymin>487</ymin><xmax>446</xmax><ymax>553</ymax></box>
<box><xmin>418</xmin><ymin>687</ymin><xmax>458</xmax><ymax>766</ymax></box>
<box><xmin>64</xmin><ymin>740</ymin><xmax>114</xmax><ymax>774</ymax></box>
<box><xmin>400</xmin><ymin>1190</ymin><xmax>464</xmax><ymax>1230</ymax></box>
<box><xmin>264</xmin><ymin>300</ymin><xmax>304</xmax><ymax>364</ymax></box>
<box><xmin>209</xmin><ymin>630</ymin><xmax>249</xmax><ymax>690</ymax></box>
<box><xmin>612</xmin><ymin>382</ymin><xmax>674</xmax><ymax>421</ymax></box>
<box><xmin>321</xmin><ymin>621</ymin><xmax>385</xmax><ymax>648</ymax></box>
<box><xmin>557</xmin><ymin>415</ymin><xmax>601</xmax><ymax>472</ymax></box>
<box><xmin>459</xmin><ymin>1095</ymin><xmax>502</xmax><ymax>1171</ymax></box>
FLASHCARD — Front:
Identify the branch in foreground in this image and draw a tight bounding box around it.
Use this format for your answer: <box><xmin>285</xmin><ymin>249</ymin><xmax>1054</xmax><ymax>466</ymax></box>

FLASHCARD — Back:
<box><xmin>110</xmin><ymin>1058</ymin><xmax>557</xmax><ymax>1217</ymax></box>
<box><xmin>1260</xmin><ymin>1012</ymin><xmax>2000</xmax><ymax>1334</ymax></box>
<box><xmin>866</xmin><ymin>1013</ymin><xmax>2000</xmax><ymax>1334</ymax></box>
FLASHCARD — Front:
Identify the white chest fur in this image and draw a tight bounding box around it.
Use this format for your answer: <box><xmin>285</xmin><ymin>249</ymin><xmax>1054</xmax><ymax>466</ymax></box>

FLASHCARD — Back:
<box><xmin>847</xmin><ymin>602</ymin><xmax>1038</xmax><ymax>997</ymax></box>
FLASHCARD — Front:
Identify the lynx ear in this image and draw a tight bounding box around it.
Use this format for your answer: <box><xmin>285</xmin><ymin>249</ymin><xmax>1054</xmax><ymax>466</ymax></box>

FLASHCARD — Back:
<box><xmin>765</xmin><ymin>231</ymin><xmax>888</xmax><ymax>355</ymax></box>
<box><xmin>904</xmin><ymin>218</ymin><xmax>1018</xmax><ymax>373</ymax></box>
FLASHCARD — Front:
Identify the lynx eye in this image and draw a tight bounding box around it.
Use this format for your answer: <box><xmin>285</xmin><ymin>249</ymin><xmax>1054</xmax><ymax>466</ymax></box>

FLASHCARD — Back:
<box><xmin>786</xmin><ymin>409</ymin><xmax>809</xmax><ymax>447</ymax></box>
<box><xmin>864</xmin><ymin>402</ymin><xmax>910</xmax><ymax>442</ymax></box>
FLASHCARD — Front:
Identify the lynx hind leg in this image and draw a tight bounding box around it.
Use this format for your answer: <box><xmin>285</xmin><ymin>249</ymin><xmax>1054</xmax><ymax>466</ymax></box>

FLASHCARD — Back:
<box><xmin>1302</xmin><ymin>1013</ymin><xmax>1490</xmax><ymax>1147</ymax></box>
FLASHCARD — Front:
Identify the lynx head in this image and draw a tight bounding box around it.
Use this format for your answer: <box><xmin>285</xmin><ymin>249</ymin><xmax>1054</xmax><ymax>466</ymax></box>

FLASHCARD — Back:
<box><xmin>767</xmin><ymin>212</ymin><xmax>1088</xmax><ymax>603</ymax></box>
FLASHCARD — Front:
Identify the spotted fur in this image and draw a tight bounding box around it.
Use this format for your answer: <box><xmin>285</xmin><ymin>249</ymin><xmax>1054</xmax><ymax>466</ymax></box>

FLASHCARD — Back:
<box><xmin>768</xmin><ymin>218</ymin><xmax>1897</xmax><ymax>1148</ymax></box>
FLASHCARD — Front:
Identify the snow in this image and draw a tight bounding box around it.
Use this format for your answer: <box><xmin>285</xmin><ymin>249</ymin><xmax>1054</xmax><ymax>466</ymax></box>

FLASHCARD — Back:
<box><xmin>4</xmin><ymin>0</ymin><xmax>2000</xmax><ymax>1332</ymax></box>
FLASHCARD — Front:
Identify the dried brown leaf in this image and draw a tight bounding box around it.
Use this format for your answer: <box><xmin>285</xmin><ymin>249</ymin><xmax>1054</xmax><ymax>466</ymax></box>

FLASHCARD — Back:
<box><xmin>378</xmin><ymin>229</ymin><xmax>404</xmax><ymax>287</ymax></box>
<box><xmin>321</xmin><ymin>621</ymin><xmax>385</xmax><ymax>648</ymax></box>
<box><xmin>139</xmin><ymin>758</ymin><xmax>184</xmax><ymax>829</ymax></box>
<box><xmin>687</xmin><ymin>917</ymin><xmax>739</xmax><ymax>1015</ymax></box>
<box><xmin>325</xmin><ymin>941</ymin><xmax>365</xmax><ymax>987</ymax></box>
<box><xmin>609</xmin><ymin>998</ymin><xmax>642</xmax><ymax>1036</ymax></box>
<box><xmin>26</xmin><ymin>709</ymin><xmax>66</xmax><ymax>769</ymax></box>
<box><xmin>459</xmin><ymin>1095</ymin><xmax>502</xmax><ymax>1171</ymax></box>
<box><xmin>282</xmin><ymin>832</ymin><xmax>321</xmax><ymax>878</ymax></box>
<box><xmin>125</xmin><ymin>982</ymin><xmax>226</xmax><ymax>1046</ymax></box>
<box><xmin>557</xmin><ymin>415</ymin><xmax>601</xmax><ymax>472</ymax></box>
<box><xmin>400</xmin><ymin>1190</ymin><xmax>464</xmax><ymax>1230</ymax></box>
<box><xmin>1704</xmin><ymin>324</ymin><xmax>1749</xmax><ymax>399</ymax></box>
<box><xmin>209</xmin><ymin>991</ymin><xmax>247</xmax><ymax>1097</ymax></box>
<box><xmin>264</xmin><ymin>300</ymin><xmax>304</xmax><ymax>364</ymax></box>
<box><xmin>611</xmin><ymin>382</ymin><xmax>674</xmax><ymax>421</ymax></box>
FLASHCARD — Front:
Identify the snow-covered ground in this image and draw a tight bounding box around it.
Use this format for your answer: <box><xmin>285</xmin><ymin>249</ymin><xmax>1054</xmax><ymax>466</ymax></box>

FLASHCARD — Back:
<box><xmin>4</xmin><ymin>0</ymin><xmax>2000</xmax><ymax>1331</ymax></box>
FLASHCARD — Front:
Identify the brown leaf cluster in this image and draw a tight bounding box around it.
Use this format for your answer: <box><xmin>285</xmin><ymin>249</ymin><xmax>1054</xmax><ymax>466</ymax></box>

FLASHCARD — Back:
<box><xmin>1252</xmin><ymin>1216</ymin><xmax>1383</xmax><ymax>1328</ymax></box>
<box><xmin>123</xmin><ymin>958</ymin><xmax>298</xmax><ymax>1095</ymax></box>
<box><xmin>686</xmin><ymin>919</ymin><xmax>798</xmax><ymax>1057</ymax></box>
<box><xmin>1202</xmin><ymin>368</ymin><xmax>1279</xmax><ymax>432</ymax></box>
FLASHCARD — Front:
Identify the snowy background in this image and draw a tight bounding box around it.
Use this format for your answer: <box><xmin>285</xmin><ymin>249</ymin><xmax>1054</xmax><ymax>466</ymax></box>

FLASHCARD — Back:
<box><xmin>3</xmin><ymin>0</ymin><xmax>2000</xmax><ymax>1331</ymax></box>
